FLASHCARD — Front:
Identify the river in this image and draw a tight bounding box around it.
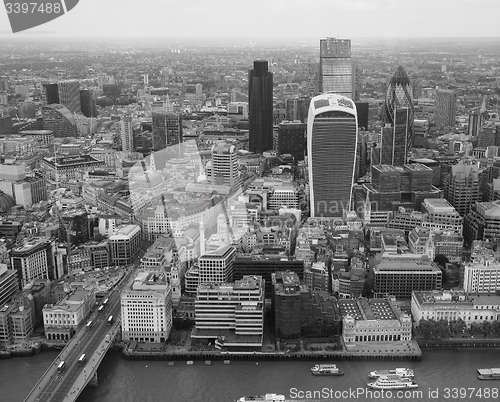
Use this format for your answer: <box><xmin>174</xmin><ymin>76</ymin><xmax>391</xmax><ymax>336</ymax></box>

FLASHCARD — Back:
<box><xmin>1</xmin><ymin>350</ymin><xmax>500</xmax><ymax>402</ymax></box>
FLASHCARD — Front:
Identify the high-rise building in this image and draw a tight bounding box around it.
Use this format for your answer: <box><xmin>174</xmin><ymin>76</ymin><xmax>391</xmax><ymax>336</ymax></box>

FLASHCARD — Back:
<box><xmin>434</xmin><ymin>88</ymin><xmax>457</xmax><ymax>128</ymax></box>
<box><xmin>444</xmin><ymin>162</ymin><xmax>480</xmax><ymax>216</ymax></box>
<box><xmin>308</xmin><ymin>93</ymin><xmax>358</xmax><ymax>217</ymax></box>
<box><xmin>277</xmin><ymin>121</ymin><xmax>306</xmax><ymax>162</ymax></box>
<box><xmin>121</xmin><ymin>115</ymin><xmax>133</xmax><ymax>153</ymax></box>
<box><xmin>248</xmin><ymin>60</ymin><xmax>273</xmax><ymax>154</ymax></box>
<box><xmin>198</xmin><ymin>246</ymin><xmax>236</xmax><ymax>285</ymax></box>
<box><xmin>0</xmin><ymin>266</ymin><xmax>19</xmax><ymax>307</ymax></box>
<box><xmin>43</xmin><ymin>83</ymin><xmax>59</xmax><ymax>105</ymax></box>
<box><xmin>121</xmin><ymin>271</ymin><xmax>173</xmax><ymax>343</ymax></box>
<box><xmin>285</xmin><ymin>96</ymin><xmax>311</xmax><ymax>123</ymax></box>
<box><xmin>319</xmin><ymin>37</ymin><xmax>355</xmax><ymax>98</ymax></box>
<box><xmin>152</xmin><ymin>111</ymin><xmax>183</xmax><ymax>152</ymax></box>
<box><xmin>210</xmin><ymin>142</ymin><xmax>240</xmax><ymax>188</ymax></box>
<box><xmin>41</xmin><ymin>104</ymin><xmax>78</xmax><ymax>138</ymax></box>
<box><xmin>79</xmin><ymin>89</ymin><xmax>97</xmax><ymax>118</ymax></box>
<box><xmin>57</xmin><ymin>81</ymin><xmax>81</xmax><ymax>114</ymax></box>
<box><xmin>380</xmin><ymin>66</ymin><xmax>414</xmax><ymax>165</ymax></box>
<box><xmin>109</xmin><ymin>225</ymin><xmax>141</xmax><ymax>266</ymax></box>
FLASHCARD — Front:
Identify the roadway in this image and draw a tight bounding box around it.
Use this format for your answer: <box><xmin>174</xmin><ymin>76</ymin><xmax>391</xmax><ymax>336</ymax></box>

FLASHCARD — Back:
<box><xmin>25</xmin><ymin>265</ymin><xmax>138</xmax><ymax>402</ymax></box>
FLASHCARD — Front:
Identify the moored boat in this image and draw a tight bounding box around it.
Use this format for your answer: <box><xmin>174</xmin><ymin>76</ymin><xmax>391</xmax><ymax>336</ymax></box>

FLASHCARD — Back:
<box><xmin>236</xmin><ymin>394</ymin><xmax>285</xmax><ymax>402</ymax></box>
<box><xmin>224</xmin><ymin>360</ymin><xmax>231</xmax><ymax>365</ymax></box>
<box><xmin>478</xmin><ymin>368</ymin><xmax>500</xmax><ymax>380</ymax></box>
<box><xmin>368</xmin><ymin>376</ymin><xmax>418</xmax><ymax>390</ymax></box>
<box><xmin>168</xmin><ymin>361</ymin><xmax>175</xmax><ymax>367</ymax></box>
<box><xmin>205</xmin><ymin>360</ymin><xmax>212</xmax><ymax>365</ymax></box>
<box><xmin>311</xmin><ymin>364</ymin><xmax>344</xmax><ymax>376</ymax></box>
<box><xmin>186</xmin><ymin>360</ymin><xmax>194</xmax><ymax>365</ymax></box>
<box><xmin>369</xmin><ymin>367</ymin><xmax>414</xmax><ymax>379</ymax></box>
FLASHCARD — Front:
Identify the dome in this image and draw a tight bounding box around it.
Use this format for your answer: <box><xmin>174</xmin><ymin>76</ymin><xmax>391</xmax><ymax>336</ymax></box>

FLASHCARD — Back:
<box><xmin>0</xmin><ymin>191</ymin><xmax>15</xmax><ymax>213</ymax></box>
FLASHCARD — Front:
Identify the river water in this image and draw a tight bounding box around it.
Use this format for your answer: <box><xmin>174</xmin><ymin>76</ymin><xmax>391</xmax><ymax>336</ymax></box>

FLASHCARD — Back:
<box><xmin>2</xmin><ymin>350</ymin><xmax>500</xmax><ymax>402</ymax></box>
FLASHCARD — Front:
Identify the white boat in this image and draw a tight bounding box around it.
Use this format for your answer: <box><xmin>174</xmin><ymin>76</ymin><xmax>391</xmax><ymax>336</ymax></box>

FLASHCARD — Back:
<box><xmin>368</xmin><ymin>376</ymin><xmax>418</xmax><ymax>390</ymax></box>
<box><xmin>478</xmin><ymin>368</ymin><xmax>500</xmax><ymax>380</ymax></box>
<box><xmin>236</xmin><ymin>394</ymin><xmax>286</xmax><ymax>402</ymax></box>
<box><xmin>186</xmin><ymin>360</ymin><xmax>194</xmax><ymax>365</ymax></box>
<box><xmin>311</xmin><ymin>364</ymin><xmax>344</xmax><ymax>376</ymax></box>
<box><xmin>369</xmin><ymin>367</ymin><xmax>414</xmax><ymax>379</ymax></box>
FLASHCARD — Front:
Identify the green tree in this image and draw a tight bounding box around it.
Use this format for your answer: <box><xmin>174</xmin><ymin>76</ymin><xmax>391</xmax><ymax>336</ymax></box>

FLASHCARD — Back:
<box><xmin>450</xmin><ymin>318</ymin><xmax>466</xmax><ymax>335</ymax></box>
<box><xmin>436</xmin><ymin>319</ymin><xmax>451</xmax><ymax>338</ymax></box>
<box><xmin>434</xmin><ymin>254</ymin><xmax>449</xmax><ymax>268</ymax></box>
<box><xmin>481</xmin><ymin>321</ymin><xmax>493</xmax><ymax>338</ymax></box>
<box><xmin>492</xmin><ymin>320</ymin><xmax>500</xmax><ymax>337</ymax></box>
<box><xmin>470</xmin><ymin>322</ymin><xmax>481</xmax><ymax>336</ymax></box>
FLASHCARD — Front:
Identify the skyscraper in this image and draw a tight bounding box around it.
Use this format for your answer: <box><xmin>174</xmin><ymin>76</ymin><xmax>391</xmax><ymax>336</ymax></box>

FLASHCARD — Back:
<box><xmin>57</xmin><ymin>81</ymin><xmax>81</xmax><ymax>114</ymax></box>
<box><xmin>248</xmin><ymin>60</ymin><xmax>273</xmax><ymax>154</ymax></box>
<box><xmin>152</xmin><ymin>110</ymin><xmax>183</xmax><ymax>153</ymax></box>
<box><xmin>79</xmin><ymin>89</ymin><xmax>97</xmax><ymax>118</ymax></box>
<box><xmin>210</xmin><ymin>142</ymin><xmax>240</xmax><ymax>188</ymax></box>
<box><xmin>43</xmin><ymin>83</ymin><xmax>59</xmax><ymax>105</ymax></box>
<box><xmin>307</xmin><ymin>93</ymin><xmax>358</xmax><ymax>217</ymax></box>
<box><xmin>319</xmin><ymin>37</ymin><xmax>355</xmax><ymax>98</ymax></box>
<box><xmin>278</xmin><ymin>121</ymin><xmax>306</xmax><ymax>162</ymax></box>
<box><xmin>434</xmin><ymin>88</ymin><xmax>457</xmax><ymax>128</ymax></box>
<box><xmin>380</xmin><ymin>65</ymin><xmax>414</xmax><ymax>166</ymax></box>
<box><xmin>121</xmin><ymin>115</ymin><xmax>133</xmax><ymax>153</ymax></box>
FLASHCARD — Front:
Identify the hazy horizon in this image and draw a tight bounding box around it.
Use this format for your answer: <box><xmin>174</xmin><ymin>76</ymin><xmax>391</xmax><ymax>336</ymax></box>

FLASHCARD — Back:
<box><xmin>1</xmin><ymin>0</ymin><xmax>500</xmax><ymax>39</ymax></box>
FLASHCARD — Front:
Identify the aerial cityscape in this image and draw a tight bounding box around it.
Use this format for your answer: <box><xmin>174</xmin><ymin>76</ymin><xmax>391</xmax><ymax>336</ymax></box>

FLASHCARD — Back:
<box><xmin>1</xmin><ymin>2</ymin><xmax>500</xmax><ymax>402</ymax></box>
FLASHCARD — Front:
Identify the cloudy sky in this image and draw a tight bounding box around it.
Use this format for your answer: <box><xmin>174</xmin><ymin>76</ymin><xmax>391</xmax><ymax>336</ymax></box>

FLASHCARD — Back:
<box><xmin>1</xmin><ymin>0</ymin><xmax>500</xmax><ymax>38</ymax></box>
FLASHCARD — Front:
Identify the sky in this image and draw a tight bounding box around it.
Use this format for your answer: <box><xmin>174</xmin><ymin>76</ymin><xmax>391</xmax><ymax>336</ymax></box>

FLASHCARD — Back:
<box><xmin>1</xmin><ymin>0</ymin><xmax>500</xmax><ymax>39</ymax></box>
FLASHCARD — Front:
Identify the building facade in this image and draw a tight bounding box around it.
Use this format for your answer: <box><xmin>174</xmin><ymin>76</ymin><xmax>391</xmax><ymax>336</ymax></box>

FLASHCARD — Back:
<box><xmin>319</xmin><ymin>37</ymin><xmax>354</xmax><ymax>98</ymax></box>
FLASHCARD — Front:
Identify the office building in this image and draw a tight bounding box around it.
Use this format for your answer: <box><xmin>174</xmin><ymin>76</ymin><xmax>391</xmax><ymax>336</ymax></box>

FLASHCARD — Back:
<box><xmin>319</xmin><ymin>37</ymin><xmax>355</xmax><ymax>98</ymax></box>
<box><xmin>444</xmin><ymin>162</ymin><xmax>480</xmax><ymax>216</ymax></box>
<box><xmin>0</xmin><ymin>116</ymin><xmax>13</xmax><ymax>135</ymax></box>
<box><xmin>0</xmin><ymin>266</ymin><xmax>19</xmax><ymax>307</ymax></box>
<box><xmin>233</xmin><ymin>254</ymin><xmax>304</xmax><ymax>295</ymax></box>
<box><xmin>40</xmin><ymin>155</ymin><xmax>105</xmax><ymax>182</ymax></box>
<box><xmin>109</xmin><ymin>225</ymin><xmax>141</xmax><ymax>266</ymax></box>
<box><xmin>421</xmin><ymin>198</ymin><xmax>463</xmax><ymax>233</ymax></box>
<box><xmin>0</xmin><ymin>301</ymin><xmax>33</xmax><ymax>346</ymax></box>
<box><xmin>465</xmin><ymin>200</ymin><xmax>500</xmax><ymax>242</ymax></box>
<box><xmin>57</xmin><ymin>80</ymin><xmax>81</xmax><ymax>113</ymax></box>
<box><xmin>59</xmin><ymin>209</ymin><xmax>89</xmax><ymax>246</ymax></box>
<box><xmin>43</xmin><ymin>83</ymin><xmax>59</xmax><ymax>105</ymax></box>
<box><xmin>121</xmin><ymin>115</ymin><xmax>133</xmax><ymax>153</ymax></box>
<box><xmin>192</xmin><ymin>275</ymin><xmax>264</xmax><ymax>349</ymax></box>
<box><xmin>41</xmin><ymin>104</ymin><xmax>78</xmax><ymax>138</ymax></box>
<box><xmin>308</xmin><ymin>93</ymin><xmax>358</xmax><ymax>217</ymax></box>
<box><xmin>277</xmin><ymin>121</ymin><xmax>306</xmax><ymax>162</ymax></box>
<box><xmin>272</xmin><ymin>271</ymin><xmax>341</xmax><ymax>339</ymax></box>
<box><xmin>10</xmin><ymin>236</ymin><xmax>58</xmax><ymax>287</ymax></box>
<box><xmin>463</xmin><ymin>255</ymin><xmax>500</xmax><ymax>294</ymax></box>
<box><xmin>248</xmin><ymin>60</ymin><xmax>273</xmax><ymax>154</ymax></box>
<box><xmin>152</xmin><ymin>111</ymin><xmax>183</xmax><ymax>152</ymax></box>
<box><xmin>434</xmin><ymin>88</ymin><xmax>457</xmax><ymax>127</ymax></box>
<box><xmin>80</xmin><ymin>89</ymin><xmax>97</xmax><ymax>118</ymax></box>
<box><xmin>121</xmin><ymin>271</ymin><xmax>173</xmax><ymax>343</ymax></box>
<box><xmin>210</xmin><ymin>142</ymin><xmax>240</xmax><ymax>188</ymax></box>
<box><xmin>285</xmin><ymin>96</ymin><xmax>310</xmax><ymax>123</ymax></box>
<box><xmin>198</xmin><ymin>246</ymin><xmax>236</xmax><ymax>285</ymax></box>
<box><xmin>340</xmin><ymin>298</ymin><xmax>412</xmax><ymax>344</ymax></box>
<box><xmin>372</xmin><ymin>256</ymin><xmax>442</xmax><ymax>299</ymax></box>
<box><xmin>412</xmin><ymin>290</ymin><xmax>500</xmax><ymax>326</ymax></box>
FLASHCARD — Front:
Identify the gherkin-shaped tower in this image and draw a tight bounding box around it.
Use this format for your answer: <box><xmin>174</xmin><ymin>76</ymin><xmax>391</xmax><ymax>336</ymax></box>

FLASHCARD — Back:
<box><xmin>384</xmin><ymin>65</ymin><xmax>414</xmax><ymax>124</ymax></box>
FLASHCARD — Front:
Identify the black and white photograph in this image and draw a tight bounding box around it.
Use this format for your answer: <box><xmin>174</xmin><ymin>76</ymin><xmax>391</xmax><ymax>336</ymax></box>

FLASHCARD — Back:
<box><xmin>1</xmin><ymin>1</ymin><xmax>500</xmax><ymax>401</ymax></box>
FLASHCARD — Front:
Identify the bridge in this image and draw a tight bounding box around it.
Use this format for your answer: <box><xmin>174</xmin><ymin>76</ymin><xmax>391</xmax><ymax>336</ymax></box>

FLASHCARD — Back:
<box><xmin>24</xmin><ymin>267</ymin><xmax>137</xmax><ymax>402</ymax></box>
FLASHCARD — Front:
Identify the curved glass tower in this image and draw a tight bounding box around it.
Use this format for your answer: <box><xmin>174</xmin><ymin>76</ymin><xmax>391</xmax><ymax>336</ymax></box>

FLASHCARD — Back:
<box><xmin>381</xmin><ymin>65</ymin><xmax>414</xmax><ymax>165</ymax></box>
<box><xmin>307</xmin><ymin>94</ymin><xmax>358</xmax><ymax>217</ymax></box>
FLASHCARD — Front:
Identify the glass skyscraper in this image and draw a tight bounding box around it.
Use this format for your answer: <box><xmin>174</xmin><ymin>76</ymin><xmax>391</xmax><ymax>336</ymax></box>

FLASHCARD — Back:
<box><xmin>380</xmin><ymin>65</ymin><xmax>414</xmax><ymax>165</ymax></box>
<box><xmin>307</xmin><ymin>94</ymin><xmax>358</xmax><ymax>217</ymax></box>
<box><xmin>248</xmin><ymin>60</ymin><xmax>273</xmax><ymax>154</ymax></box>
<box><xmin>319</xmin><ymin>38</ymin><xmax>355</xmax><ymax>99</ymax></box>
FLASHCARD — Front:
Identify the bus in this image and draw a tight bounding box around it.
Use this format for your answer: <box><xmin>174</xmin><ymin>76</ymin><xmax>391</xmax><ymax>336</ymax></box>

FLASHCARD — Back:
<box><xmin>102</xmin><ymin>298</ymin><xmax>109</xmax><ymax>307</ymax></box>
<box><xmin>78</xmin><ymin>354</ymin><xmax>86</xmax><ymax>365</ymax></box>
<box><xmin>57</xmin><ymin>361</ymin><xmax>66</xmax><ymax>372</ymax></box>
<box><xmin>98</xmin><ymin>305</ymin><xmax>104</xmax><ymax>314</ymax></box>
<box><xmin>86</xmin><ymin>320</ymin><xmax>93</xmax><ymax>330</ymax></box>
<box><xmin>107</xmin><ymin>315</ymin><xmax>113</xmax><ymax>325</ymax></box>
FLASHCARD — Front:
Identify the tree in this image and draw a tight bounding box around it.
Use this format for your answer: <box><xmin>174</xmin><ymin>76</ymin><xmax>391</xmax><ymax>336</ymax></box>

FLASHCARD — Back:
<box><xmin>434</xmin><ymin>254</ymin><xmax>449</xmax><ymax>268</ymax></box>
<box><xmin>450</xmin><ymin>318</ymin><xmax>466</xmax><ymax>335</ymax></box>
<box><xmin>470</xmin><ymin>322</ymin><xmax>481</xmax><ymax>336</ymax></box>
<box><xmin>436</xmin><ymin>319</ymin><xmax>451</xmax><ymax>338</ymax></box>
<box><xmin>481</xmin><ymin>321</ymin><xmax>493</xmax><ymax>338</ymax></box>
<box><xmin>418</xmin><ymin>319</ymin><xmax>434</xmax><ymax>339</ymax></box>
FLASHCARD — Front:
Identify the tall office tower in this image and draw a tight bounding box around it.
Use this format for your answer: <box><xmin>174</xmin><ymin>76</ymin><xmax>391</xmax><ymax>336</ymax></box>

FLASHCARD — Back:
<box><xmin>195</xmin><ymin>83</ymin><xmax>203</xmax><ymax>94</ymax></box>
<box><xmin>151</xmin><ymin>111</ymin><xmax>183</xmax><ymax>153</ymax></box>
<box><xmin>79</xmin><ymin>89</ymin><xmax>97</xmax><ymax>118</ymax></box>
<box><xmin>434</xmin><ymin>88</ymin><xmax>457</xmax><ymax>128</ymax></box>
<box><xmin>41</xmin><ymin>104</ymin><xmax>78</xmax><ymax>138</ymax></box>
<box><xmin>380</xmin><ymin>66</ymin><xmax>414</xmax><ymax>165</ymax></box>
<box><xmin>210</xmin><ymin>142</ymin><xmax>240</xmax><ymax>188</ymax></box>
<box><xmin>43</xmin><ymin>83</ymin><xmax>59</xmax><ymax>105</ymax></box>
<box><xmin>285</xmin><ymin>96</ymin><xmax>311</xmax><ymax>123</ymax></box>
<box><xmin>248</xmin><ymin>60</ymin><xmax>273</xmax><ymax>154</ymax></box>
<box><xmin>468</xmin><ymin>111</ymin><xmax>482</xmax><ymax>137</ymax></box>
<box><xmin>121</xmin><ymin>115</ymin><xmax>133</xmax><ymax>153</ymax></box>
<box><xmin>57</xmin><ymin>81</ymin><xmax>81</xmax><ymax>114</ymax></box>
<box><xmin>319</xmin><ymin>37</ymin><xmax>355</xmax><ymax>98</ymax></box>
<box><xmin>198</xmin><ymin>245</ymin><xmax>236</xmax><ymax>285</ymax></box>
<box><xmin>412</xmin><ymin>79</ymin><xmax>423</xmax><ymax>99</ymax></box>
<box><xmin>444</xmin><ymin>162</ymin><xmax>480</xmax><ymax>216</ymax></box>
<box><xmin>307</xmin><ymin>93</ymin><xmax>358</xmax><ymax>217</ymax></box>
<box><xmin>277</xmin><ymin>120</ymin><xmax>306</xmax><ymax>162</ymax></box>
<box><xmin>143</xmin><ymin>74</ymin><xmax>149</xmax><ymax>86</ymax></box>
